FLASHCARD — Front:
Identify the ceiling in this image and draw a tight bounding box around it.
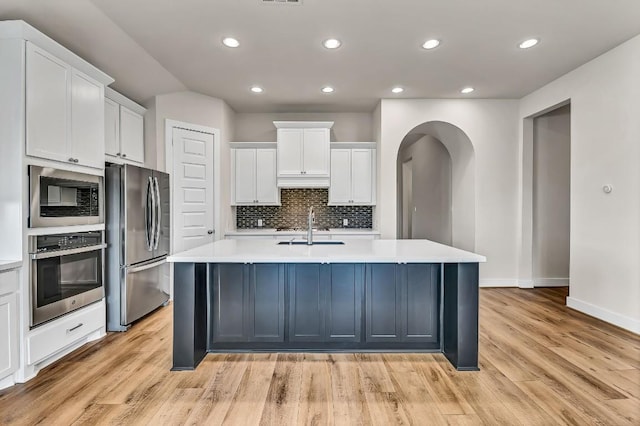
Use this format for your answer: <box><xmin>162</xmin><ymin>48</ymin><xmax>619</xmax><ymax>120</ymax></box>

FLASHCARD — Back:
<box><xmin>1</xmin><ymin>0</ymin><xmax>640</xmax><ymax>112</ymax></box>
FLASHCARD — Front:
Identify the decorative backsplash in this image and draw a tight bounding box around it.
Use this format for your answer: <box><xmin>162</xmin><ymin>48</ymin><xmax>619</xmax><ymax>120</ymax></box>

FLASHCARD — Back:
<box><xmin>236</xmin><ymin>189</ymin><xmax>373</xmax><ymax>229</ymax></box>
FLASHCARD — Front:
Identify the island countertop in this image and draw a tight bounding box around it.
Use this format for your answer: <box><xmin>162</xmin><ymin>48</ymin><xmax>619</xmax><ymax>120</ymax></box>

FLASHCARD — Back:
<box><xmin>167</xmin><ymin>239</ymin><xmax>486</xmax><ymax>264</ymax></box>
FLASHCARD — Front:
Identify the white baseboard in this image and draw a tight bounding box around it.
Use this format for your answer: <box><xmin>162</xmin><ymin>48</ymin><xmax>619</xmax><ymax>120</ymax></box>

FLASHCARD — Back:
<box><xmin>567</xmin><ymin>296</ymin><xmax>640</xmax><ymax>334</ymax></box>
<box><xmin>479</xmin><ymin>279</ymin><xmax>517</xmax><ymax>288</ymax></box>
<box><xmin>534</xmin><ymin>278</ymin><xmax>569</xmax><ymax>287</ymax></box>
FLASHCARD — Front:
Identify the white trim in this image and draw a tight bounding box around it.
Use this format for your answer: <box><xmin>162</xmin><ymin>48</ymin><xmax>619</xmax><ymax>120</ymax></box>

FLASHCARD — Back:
<box><xmin>518</xmin><ymin>279</ymin><xmax>534</xmax><ymax>288</ymax></box>
<box><xmin>229</xmin><ymin>142</ymin><xmax>276</xmax><ymax>149</ymax></box>
<box><xmin>479</xmin><ymin>279</ymin><xmax>517</xmax><ymax>288</ymax></box>
<box><xmin>533</xmin><ymin>278</ymin><xmax>569</xmax><ymax>287</ymax></box>
<box><xmin>273</xmin><ymin>121</ymin><xmax>334</xmax><ymax>129</ymax></box>
<box><xmin>567</xmin><ymin>296</ymin><xmax>640</xmax><ymax>334</ymax></box>
<box><xmin>330</xmin><ymin>142</ymin><xmax>377</xmax><ymax>149</ymax></box>
<box><xmin>104</xmin><ymin>87</ymin><xmax>146</xmax><ymax>115</ymax></box>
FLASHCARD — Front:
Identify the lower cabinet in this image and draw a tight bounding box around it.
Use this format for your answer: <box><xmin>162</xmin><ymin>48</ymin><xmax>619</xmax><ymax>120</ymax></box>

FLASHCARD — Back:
<box><xmin>212</xmin><ymin>264</ymin><xmax>285</xmax><ymax>342</ymax></box>
<box><xmin>366</xmin><ymin>264</ymin><xmax>439</xmax><ymax>343</ymax></box>
<box><xmin>288</xmin><ymin>264</ymin><xmax>363</xmax><ymax>342</ymax></box>
<box><xmin>0</xmin><ymin>269</ymin><xmax>19</xmax><ymax>384</ymax></box>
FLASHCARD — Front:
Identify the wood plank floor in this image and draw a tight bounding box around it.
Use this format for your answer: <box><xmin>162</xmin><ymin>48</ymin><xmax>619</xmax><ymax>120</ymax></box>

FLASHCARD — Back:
<box><xmin>1</xmin><ymin>287</ymin><xmax>639</xmax><ymax>425</ymax></box>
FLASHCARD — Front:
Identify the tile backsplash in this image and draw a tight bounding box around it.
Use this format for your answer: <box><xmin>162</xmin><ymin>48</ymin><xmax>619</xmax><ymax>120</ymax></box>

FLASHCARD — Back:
<box><xmin>236</xmin><ymin>189</ymin><xmax>373</xmax><ymax>229</ymax></box>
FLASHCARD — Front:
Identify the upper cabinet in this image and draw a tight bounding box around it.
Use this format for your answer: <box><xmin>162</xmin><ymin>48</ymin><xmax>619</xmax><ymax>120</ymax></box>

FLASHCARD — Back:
<box><xmin>329</xmin><ymin>144</ymin><xmax>377</xmax><ymax>205</ymax></box>
<box><xmin>275</xmin><ymin>121</ymin><xmax>333</xmax><ymax>188</ymax></box>
<box><xmin>231</xmin><ymin>143</ymin><xmax>280</xmax><ymax>205</ymax></box>
<box><xmin>104</xmin><ymin>87</ymin><xmax>146</xmax><ymax>165</ymax></box>
<box><xmin>25</xmin><ymin>43</ymin><xmax>105</xmax><ymax>169</ymax></box>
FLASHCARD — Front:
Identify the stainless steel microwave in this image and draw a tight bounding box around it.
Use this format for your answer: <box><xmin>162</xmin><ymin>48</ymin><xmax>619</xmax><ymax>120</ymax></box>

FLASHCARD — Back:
<box><xmin>29</xmin><ymin>166</ymin><xmax>104</xmax><ymax>227</ymax></box>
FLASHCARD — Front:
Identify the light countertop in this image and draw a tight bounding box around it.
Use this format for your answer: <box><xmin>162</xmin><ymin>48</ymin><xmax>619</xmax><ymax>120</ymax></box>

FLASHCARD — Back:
<box><xmin>0</xmin><ymin>260</ymin><xmax>22</xmax><ymax>272</ymax></box>
<box><xmin>167</xmin><ymin>239</ymin><xmax>486</xmax><ymax>264</ymax></box>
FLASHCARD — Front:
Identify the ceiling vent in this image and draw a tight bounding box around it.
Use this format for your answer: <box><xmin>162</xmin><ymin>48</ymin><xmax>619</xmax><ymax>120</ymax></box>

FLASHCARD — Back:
<box><xmin>262</xmin><ymin>0</ymin><xmax>302</xmax><ymax>5</ymax></box>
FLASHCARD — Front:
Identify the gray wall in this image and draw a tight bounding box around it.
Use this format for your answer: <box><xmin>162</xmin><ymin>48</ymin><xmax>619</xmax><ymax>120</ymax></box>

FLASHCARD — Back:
<box><xmin>234</xmin><ymin>112</ymin><xmax>373</xmax><ymax>142</ymax></box>
<box><xmin>533</xmin><ymin>104</ymin><xmax>571</xmax><ymax>282</ymax></box>
<box><xmin>397</xmin><ymin>135</ymin><xmax>452</xmax><ymax>245</ymax></box>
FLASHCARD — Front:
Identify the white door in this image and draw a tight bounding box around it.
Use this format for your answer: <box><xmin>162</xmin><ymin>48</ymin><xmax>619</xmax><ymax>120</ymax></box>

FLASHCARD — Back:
<box><xmin>25</xmin><ymin>42</ymin><xmax>70</xmax><ymax>164</ymax></box>
<box><xmin>172</xmin><ymin>127</ymin><xmax>214</xmax><ymax>253</ymax></box>
<box><xmin>277</xmin><ymin>129</ymin><xmax>303</xmax><ymax>176</ymax></box>
<box><xmin>302</xmin><ymin>128</ymin><xmax>330</xmax><ymax>176</ymax></box>
<box><xmin>104</xmin><ymin>98</ymin><xmax>120</xmax><ymax>157</ymax></box>
<box><xmin>329</xmin><ymin>149</ymin><xmax>352</xmax><ymax>204</ymax></box>
<box><xmin>70</xmin><ymin>69</ymin><xmax>104</xmax><ymax>169</ymax></box>
<box><xmin>256</xmin><ymin>149</ymin><xmax>279</xmax><ymax>204</ymax></box>
<box><xmin>233</xmin><ymin>149</ymin><xmax>257</xmax><ymax>204</ymax></box>
<box><xmin>351</xmin><ymin>149</ymin><xmax>373</xmax><ymax>204</ymax></box>
<box><xmin>120</xmin><ymin>106</ymin><xmax>144</xmax><ymax>163</ymax></box>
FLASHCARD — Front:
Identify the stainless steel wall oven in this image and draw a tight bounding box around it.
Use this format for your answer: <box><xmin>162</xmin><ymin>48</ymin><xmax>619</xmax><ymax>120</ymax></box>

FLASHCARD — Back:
<box><xmin>29</xmin><ymin>166</ymin><xmax>104</xmax><ymax>227</ymax></box>
<box><xmin>29</xmin><ymin>231</ymin><xmax>106</xmax><ymax>327</ymax></box>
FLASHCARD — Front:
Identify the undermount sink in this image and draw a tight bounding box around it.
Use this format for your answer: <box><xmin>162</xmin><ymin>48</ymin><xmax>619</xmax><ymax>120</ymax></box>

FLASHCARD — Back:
<box><xmin>277</xmin><ymin>240</ymin><xmax>345</xmax><ymax>245</ymax></box>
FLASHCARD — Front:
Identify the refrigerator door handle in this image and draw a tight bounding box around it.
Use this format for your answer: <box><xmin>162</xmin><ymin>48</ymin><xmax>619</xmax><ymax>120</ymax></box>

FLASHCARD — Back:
<box><xmin>145</xmin><ymin>176</ymin><xmax>156</xmax><ymax>251</ymax></box>
<box><xmin>153</xmin><ymin>176</ymin><xmax>161</xmax><ymax>250</ymax></box>
<box><xmin>127</xmin><ymin>258</ymin><xmax>166</xmax><ymax>274</ymax></box>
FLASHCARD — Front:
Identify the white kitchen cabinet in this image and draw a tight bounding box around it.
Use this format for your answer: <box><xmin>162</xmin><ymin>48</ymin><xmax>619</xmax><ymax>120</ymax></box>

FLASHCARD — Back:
<box><xmin>25</xmin><ymin>42</ymin><xmax>105</xmax><ymax>169</ymax></box>
<box><xmin>329</xmin><ymin>147</ymin><xmax>376</xmax><ymax>205</ymax></box>
<box><xmin>0</xmin><ymin>268</ymin><xmax>19</xmax><ymax>386</ymax></box>
<box><xmin>274</xmin><ymin>122</ymin><xmax>333</xmax><ymax>188</ymax></box>
<box><xmin>231</xmin><ymin>145</ymin><xmax>279</xmax><ymax>205</ymax></box>
<box><xmin>104</xmin><ymin>87</ymin><xmax>146</xmax><ymax>164</ymax></box>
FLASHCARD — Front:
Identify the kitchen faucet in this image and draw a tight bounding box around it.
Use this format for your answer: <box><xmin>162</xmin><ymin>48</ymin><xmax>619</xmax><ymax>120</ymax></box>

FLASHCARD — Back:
<box><xmin>307</xmin><ymin>206</ymin><xmax>315</xmax><ymax>245</ymax></box>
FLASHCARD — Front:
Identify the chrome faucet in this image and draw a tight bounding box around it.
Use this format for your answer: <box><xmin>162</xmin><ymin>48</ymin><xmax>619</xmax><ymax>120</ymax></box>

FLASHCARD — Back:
<box><xmin>307</xmin><ymin>206</ymin><xmax>315</xmax><ymax>245</ymax></box>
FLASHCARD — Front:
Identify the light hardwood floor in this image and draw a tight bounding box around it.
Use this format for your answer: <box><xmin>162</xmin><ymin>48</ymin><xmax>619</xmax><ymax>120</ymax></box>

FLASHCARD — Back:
<box><xmin>1</xmin><ymin>287</ymin><xmax>638</xmax><ymax>425</ymax></box>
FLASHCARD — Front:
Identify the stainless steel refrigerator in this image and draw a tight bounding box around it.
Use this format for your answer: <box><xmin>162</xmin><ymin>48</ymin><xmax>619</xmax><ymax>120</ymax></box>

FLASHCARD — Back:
<box><xmin>105</xmin><ymin>164</ymin><xmax>170</xmax><ymax>331</ymax></box>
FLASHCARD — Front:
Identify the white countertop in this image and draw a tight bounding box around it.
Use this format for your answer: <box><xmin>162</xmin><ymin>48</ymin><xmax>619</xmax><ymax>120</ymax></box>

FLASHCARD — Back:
<box><xmin>167</xmin><ymin>239</ymin><xmax>486</xmax><ymax>264</ymax></box>
<box><xmin>0</xmin><ymin>260</ymin><xmax>22</xmax><ymax>272</ymax></box>
<box><xmin>225</xmin><ymin>228</ymin><xmax>381</xmax><ymax>236</ymax></box>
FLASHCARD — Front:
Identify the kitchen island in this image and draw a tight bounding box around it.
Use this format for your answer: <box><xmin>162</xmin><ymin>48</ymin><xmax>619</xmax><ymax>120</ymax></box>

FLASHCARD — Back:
<box><xmin>167</xmin><ymin>239</ymin><xmax>486</xmax><ymax>371</ymax></box>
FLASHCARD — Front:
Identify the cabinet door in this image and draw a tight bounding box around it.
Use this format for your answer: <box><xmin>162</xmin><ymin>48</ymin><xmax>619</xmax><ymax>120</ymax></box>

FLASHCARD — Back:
<box><xmin>120</xmin><ymin>106</ymin><xmax>144</xmax><ymax>163</ymax></box>
<box><xmin>70</xmin><ymin>69</ymin><xmax>104</xmax><ymax>169</ymax></box>
<box><xmin>248</xmin><ymin>264</ymin><xmax>285</xmax><ymax>342</ymax></box>
<box><xmin>288</xmin><ymin>264</ymin><xmax>325</xmax><ymax>341</ymax></box>
<box><xmin>329</xmin><ymin>149</ymin><xmax>352</xmax><ymax>204</ymax></box>
<box><xmin>402</xmin><ymin>264</ymin><xmax>439</xmax><ymax>342</ymax></box>
<box><xmin>351</xmin><ymin>149</ymin><xmax>374</xmax><ymax>204</ymax></box>
<box><xmin>255</xmin><ymin>149</ymin><xmax>279</xmax><ymax>204</ymax></box>
<box><xmin>104</xmin><ymin>98</ymin><xmax>120</xmax><ymax>157</ymax></box>
<box><xmin>233</xmin><ymin>149</ymin><xmax>257</xmax><ymax>204</ymax></box>
<box><xmin>25</xmin><ymin>43</ymin><xmax>71</xmax><ymax>164</ymax></box>
<box><xmin>212</xmin><ymin>264</ymin><xmax>248</xmax><ymax>342</ymax></box>
<box><xmin>277</xmin><ymin>129</ymin><xmax>303</xmax><ymax>176</ymax></box>
<box><xmin>325</xmin><ymin>264</ymin><xmax>362</xmax><ymax>342</ymax></box>
<box><xmin>0</xmin><ymin>292</ymin><xmax>18</xmax><ymax>381</ymax></box>
<box><xmin>365</xmin><ymin>264</ymin><xmax>401</xmax><ymax>342</ymax></box>
<box><xmin>302</xmin><ymin>128</ymin><xmax>330</xmax><ymax>176</ymax></box>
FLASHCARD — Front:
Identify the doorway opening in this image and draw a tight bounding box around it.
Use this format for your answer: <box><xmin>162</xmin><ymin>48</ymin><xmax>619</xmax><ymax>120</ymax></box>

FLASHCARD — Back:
<box><xmin>396</xmin><ymin>121</ymin><xmax>476</xmax><ymax>251</ymax></box>
<box><xmin>531</xmin><ymin>104</ymin><xmax>571</xmax><ymax>287</ymax></box>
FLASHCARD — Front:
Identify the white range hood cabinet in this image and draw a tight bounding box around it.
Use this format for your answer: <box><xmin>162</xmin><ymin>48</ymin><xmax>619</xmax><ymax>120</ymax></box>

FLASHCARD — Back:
<box><xmin>274</xmin><ymin>121</ymin><xmax>334</xmax><ymax>188</ymax></box>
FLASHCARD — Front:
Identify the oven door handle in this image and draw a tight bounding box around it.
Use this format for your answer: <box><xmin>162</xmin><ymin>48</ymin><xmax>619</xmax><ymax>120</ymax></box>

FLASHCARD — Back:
<box><xmin>30</xmin><ymin>243</ymin><xmax>107</xmax><ymax>260</ymax></box>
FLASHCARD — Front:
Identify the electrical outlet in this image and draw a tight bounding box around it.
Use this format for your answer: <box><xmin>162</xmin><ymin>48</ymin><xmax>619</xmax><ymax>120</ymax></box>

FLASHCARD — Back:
<box><xmin>343</xmin><ymin>219</ymin><xmax>349</xmax><ymax>226</ymax></box>
<box><xmin>257</xmin><ymin>219</ymin><xmax>263</xmax><ymax>227</ymax></box>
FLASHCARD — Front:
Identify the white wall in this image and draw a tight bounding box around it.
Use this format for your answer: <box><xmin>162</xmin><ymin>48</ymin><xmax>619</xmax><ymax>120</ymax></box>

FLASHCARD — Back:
<box><xmin>234</xmin><ymin>112</ymin><xmax>372</xmax><ymax>142</ymax></box>
<box><xmin>519</xmin><ymin>35</ymin><xmax>640</xmax><ymax>332</ymax></box>
<box><xmin>144</xmin><ymin>91</ymin><xmax>236</xmax><ymax>231</ymax></box>
<box><xmin>397</xmin><ymin>135</ymin><xmax>452</xmax><ymax>245</ymax></box>
<box><xmin>378</xmin><ymin>99</ymin><xmax>520</xmax><ymax>283</ymax></box>
<box><xmin>532</xmin><ymin>105</ymin><xmax>570</xmax><ymax>284</ymax></box>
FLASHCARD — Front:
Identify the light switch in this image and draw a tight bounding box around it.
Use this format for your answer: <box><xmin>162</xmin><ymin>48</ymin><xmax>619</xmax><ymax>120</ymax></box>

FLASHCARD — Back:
<box><xmin>257</xmin><ymin>219</ymin><xmax>263</xmax><ymax>227</ymax></box>
<box><xmin>343</xmin><ymin>219</ymin><xmax>349</xmax><ymax>226</ymax></box>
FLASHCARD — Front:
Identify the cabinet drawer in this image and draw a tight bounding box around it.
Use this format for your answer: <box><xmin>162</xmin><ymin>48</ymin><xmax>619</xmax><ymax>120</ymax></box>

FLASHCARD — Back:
<box><xmin>0</xmin><ymin>269</ymin><xmax>19</xmax><ymax>296</ymax></box>
<box><xmin>27</xmin><ymin>301</ymin><xmax>105</xmax><ymax>365</ymax></box>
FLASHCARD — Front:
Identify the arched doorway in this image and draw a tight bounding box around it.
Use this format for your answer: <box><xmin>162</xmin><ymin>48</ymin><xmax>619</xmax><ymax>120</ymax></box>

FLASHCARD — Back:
<box><xmin>396</xmin><ymin>121</ymin><xmax>476</xmax><ymax>251</ymax></box>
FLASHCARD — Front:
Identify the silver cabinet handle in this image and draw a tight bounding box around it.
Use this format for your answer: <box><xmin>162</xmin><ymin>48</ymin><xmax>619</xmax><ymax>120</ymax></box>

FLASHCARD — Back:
<box><xmin>208</xmin><ymin>230</ymin><xmax>214</xmax><ymax>235</ymax></box>
<box><xmin>67</xmin><ymin>323</ymin><xmax>84</xmax><ymax>333</ymax></box>
<box><xmin>74</xmin><ymin>159</ymin><xmax>79</xmax><ymax>163</ymax></box>
<box><xmin>68</xmin><ymin>157</ymin><xmax>75</xmax><ymax>162</ymax></box>
<box><xmin>116</xmin><ymin>152</ymin><xmax>121</xmax><ymax>156</ymax></box>
<box><xmin>122</xmin><ymin>153</ymin><xmax>127</xmax><ymax>158</ymax></box>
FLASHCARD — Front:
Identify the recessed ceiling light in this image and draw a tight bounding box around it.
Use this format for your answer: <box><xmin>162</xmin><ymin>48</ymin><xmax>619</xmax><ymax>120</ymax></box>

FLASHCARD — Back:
<box><xmin>222</xmin><ymin>37</ymin><xmax>240</xmax><ymax>48</ymax></box>
<box><xmin>323</xmin><ymin>38</ymin><xmax>342</xmax><ymax>49</ymax></box>
<box><xmin>422</xmin><ymin>39</ymin><xmax>440</xmax><ymax>50</ymax></box>
<box><xmin>519</xmin><ymin>38</ymin><xmax>539</xmax><ymax>49</ymax></box>
<box><xmin>391</xmin><ymin>87</ymin><xmax>404</xmax><ymax>94</ymax></box>
<box><xmin>250</xmin><ymin>86</ymin><xmax>263</xmax><ymax>93</ymax></box>
<box><xmin>460</xmin><ymin>87</ymin><xmax>474</xmax><ymax>94</ymax></box>
<box><xmin>321</xmin><ymin>86</ymin><xmax>334</xmax><ymax>93</ymax></box>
